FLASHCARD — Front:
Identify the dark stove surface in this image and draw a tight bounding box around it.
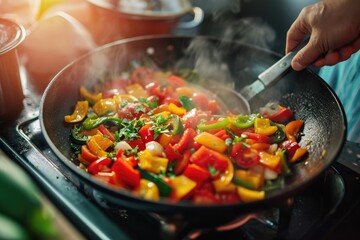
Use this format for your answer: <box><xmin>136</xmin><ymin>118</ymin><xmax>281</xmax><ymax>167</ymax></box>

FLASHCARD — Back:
<box><xmin>1</xmin><ymin>112</ymin><xmax>360</xmax><ymax>240</ymax></box>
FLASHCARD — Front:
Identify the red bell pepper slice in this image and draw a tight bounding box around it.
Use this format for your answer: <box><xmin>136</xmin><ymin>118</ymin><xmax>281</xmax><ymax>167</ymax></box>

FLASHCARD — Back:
<box><xmin>167</xmin><ymin>75</ymin><xmax>187</xmax><ymax>88</ymax></box>
<box><xmin>98</xmin><ymin>124</ymin><xmax>115</xmax><ymax>141</ymax></box>
<box><xmin>230</xmin><ymin>143</ymin><xmax>260</xmax><ymax>169</ymax></box>
<box><xmin>164</xmin><ymin>144</ymin><xmax>182</xmax><ymax>162</ymax></box>
<box><xmin>190</xmin><ymin>146</ymin><xmax>229</xmax><ymax>172</ymax></box>
<box><xmin>174</xmin><ymin>149</ymin><xmax>191</xmax><ymax>175</ymax></box>
<box><xmin>242</xmin><ymin>132</ymin><xmax>271</xmax><ymax>143</ymax></box>
<box><xmin>88</xmin><ymin>157</ymin><xmax>112</xmax><ymax>175</ymax></box>
<box><xmin>266</xmin><ymin>106</ymin><xmax>293</xmax><ymax>124</ymax></box>
<box><xmin>183</xmin><ymin>164</ymin><xmax>210</xmax><ymax>183</ymax></box>
<box><xmin>111</xmin><ymin>159</ymin><xmax>140</xmax><ymax>188</ymax></box>
<box><xmin>173</xmin><ymin>128</ymin><xmax>197</xmax><ymax>153</ymax></box>
<box><xmin>214</xmin><ymin>129</ymin><xmax>232</xmax><ymax>141</ymax></box>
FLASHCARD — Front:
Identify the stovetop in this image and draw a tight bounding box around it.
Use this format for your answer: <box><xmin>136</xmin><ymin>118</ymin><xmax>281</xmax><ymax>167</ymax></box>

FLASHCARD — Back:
<box><xmin>2</xmin><ymin>1</ymin><xmax>360</xmax><ymax>238</ymax></box>
<box><xmin>1</xmin><ymin>83</ymin><xmax>360</xmax><ymax>240</ymax></box>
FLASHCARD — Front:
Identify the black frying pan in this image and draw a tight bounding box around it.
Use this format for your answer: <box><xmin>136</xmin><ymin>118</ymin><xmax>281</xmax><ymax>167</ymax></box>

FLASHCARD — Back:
<box><xmin>39</xmin><ymin>35</ymin><xmax>346</xmax><ymax>222</ymax></box>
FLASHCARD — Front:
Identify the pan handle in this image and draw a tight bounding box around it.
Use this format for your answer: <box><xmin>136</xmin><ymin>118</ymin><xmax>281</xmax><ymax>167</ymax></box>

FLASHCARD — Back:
<box><xmin>239</xmin><ymin>38</ymin><xmax>309</xmax><ymax>101</ymax></box>
<box><xmin>258</xmin><ymin>37</ymin><xmax>309</xmax><ymax>87</ymax></box>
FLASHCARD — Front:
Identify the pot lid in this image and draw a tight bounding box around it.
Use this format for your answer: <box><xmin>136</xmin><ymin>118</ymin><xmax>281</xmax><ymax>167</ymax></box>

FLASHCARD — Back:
<box><xmin>0</xmin><ymin>18</ymin><xmax>26</xmax><ymax>55</ymax></box>
<box><xmin>88</xmin><ymin>0</ymin><xmax>192</xmax><ymax>17</ymax></box>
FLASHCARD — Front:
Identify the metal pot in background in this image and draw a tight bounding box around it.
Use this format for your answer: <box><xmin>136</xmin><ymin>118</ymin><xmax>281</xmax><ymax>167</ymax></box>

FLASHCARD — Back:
<box><xmin>87</xmin><ymin>0</ymin><xmax>204</xmax><ymax>45</ymax></box>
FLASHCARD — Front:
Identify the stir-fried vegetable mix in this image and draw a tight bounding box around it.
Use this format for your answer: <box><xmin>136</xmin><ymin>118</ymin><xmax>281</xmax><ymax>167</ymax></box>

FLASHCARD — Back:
<box><xmin>64</xmin><ymin>67</ymin><xmax>308</xmax><ymax>204</ymax></box>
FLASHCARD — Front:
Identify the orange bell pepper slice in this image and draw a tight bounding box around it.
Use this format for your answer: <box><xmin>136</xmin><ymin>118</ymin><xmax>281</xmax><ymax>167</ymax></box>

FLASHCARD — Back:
<box><xmin>285</xmin><ymin>120</ymin><xmax>304</xmax><ymax>141</ymax></box>
<box><xmin>291</xmin><ymin>147</ymin><xmax>308</xmax><ymax>162</ymax></box>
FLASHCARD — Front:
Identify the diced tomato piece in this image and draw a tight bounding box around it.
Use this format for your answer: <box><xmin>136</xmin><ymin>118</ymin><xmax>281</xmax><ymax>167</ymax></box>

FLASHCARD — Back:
<box><xmin>118</xmin><ymin>102</ymin><xmax>150</xmax><ymax>120</ymax></box>
<box><xmin>167</xmin><ymin>75</ymin><xmax>187</xmax><ymax>88</ymax></box>
<box><xmin>208</xmin><ymin>100</ymin><xmax>221</xmax><ymax>115</ymax></box>
<box><xmin>139</xmin><ymin>124</ymin><xmax>155</xmax><ymax>143</ymax></box>
<box><xmin>88</xmin><ymin>157</ymin><xmax>112</xmax><ymax>175</ymax></box>
<box><xmin>280</xmin><ymin>140</ymin><xmax>300</xmax><ymax>159</ymax></box>
<box><xmin>182</xmin><ymin>109</ymin><xmax>210</xmax><ymax>129</ymax></box>
<box><xmin>191</xmin><ymin>92</ymin><xmax>210</xmax><ymax>111</ymax></box>
<box><xmin>127</xmin><ymin>138</ymin><xmax>146</xmax><ymax>151</ymax></box>
<box><xmin>145</xmin><ymin>81</ymin><xmax>166</xmax><ymax>101</ymax></box>
<box><xmin>230</xmin><ymin>143</ymin><xmax>260</xmax><ymax>169</ymax></box>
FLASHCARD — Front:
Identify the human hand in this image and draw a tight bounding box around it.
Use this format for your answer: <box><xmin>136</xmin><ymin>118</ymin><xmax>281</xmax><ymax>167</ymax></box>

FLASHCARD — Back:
<box><xmin>285</xmin><ymin>0</ymin><xmax>360</xmax><ymax>71</ymax></box>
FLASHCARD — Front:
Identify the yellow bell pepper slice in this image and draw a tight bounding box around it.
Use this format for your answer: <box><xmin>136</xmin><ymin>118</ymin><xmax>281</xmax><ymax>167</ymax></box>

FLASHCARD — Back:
<box><xmin>237</xmin><ymin>186</ymin><xmax>265</xmax><ymax>202</ymax></box>
<box><xmin>254</xmin><ymin>118</ymin><xmax>278</xmax><ymax>135</ymax></box>
<box><xmin>213</xmin><ymin>156</ymin><xmax>234</xmax><ymax>192</ymax></box>
<box><xmin>80</xmin><ymin>86</ymin><xmax>102</xmax><ymax>103</ymax></box>
<box><xmin>64</xmin><ymin>101</ymin><xmax>88</xmax><ymax>123</ymax></box>
<box><xmin>92</xmin><ymin>98</ymin><xmax>117</xmax><ymax>116</ymax></box>
<box><xmin>168</xmin><ymin>103</ymin><xmax>186</xmax><ymax>116</ymax></box>
<box><xmin>134</xmin><ymin>179</ymin><xmax>160</xmax><ymax>201</ymax></box>
<box><xmin>194</xmin><ymin>132</ymin><xmax>228</xmax><ymax>153</ymax></box>
<box><xmin>171</xmin><ymin>175</ymin><xmax>197</xmax><ymax>200</ymax></box>
<box><xmin>259</xmin><ymin>151</ymin><xmax>281</xmax><ymax>170</ymax></box>
<box><xmin>233</xmin><ymin>169</ymin><xmax>264</xmax><ymax>190</ymax></box>
<box><xmin>138</xmin><ymin>150</ymin><xmax>169</xmax><ymax>174</ymax></box>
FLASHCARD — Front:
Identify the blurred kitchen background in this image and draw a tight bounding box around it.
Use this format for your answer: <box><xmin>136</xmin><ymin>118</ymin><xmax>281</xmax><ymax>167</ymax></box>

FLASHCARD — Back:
<box><xmin>0</xmin><ymin>0</ymin><xmax>317</xmax><ymax>96</ymax></box>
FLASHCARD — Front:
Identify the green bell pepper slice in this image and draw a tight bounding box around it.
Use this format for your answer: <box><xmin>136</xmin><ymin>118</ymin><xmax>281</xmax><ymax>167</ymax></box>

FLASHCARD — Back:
<box><xmin>232</xmin><ymin>113</ymin><xmax>260</xmax><ymax>128</ymax></box>
<box><xmin>197</xmin><ymin>118</ymin><xmax>230</xmax><ymax>131</ymax></box>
